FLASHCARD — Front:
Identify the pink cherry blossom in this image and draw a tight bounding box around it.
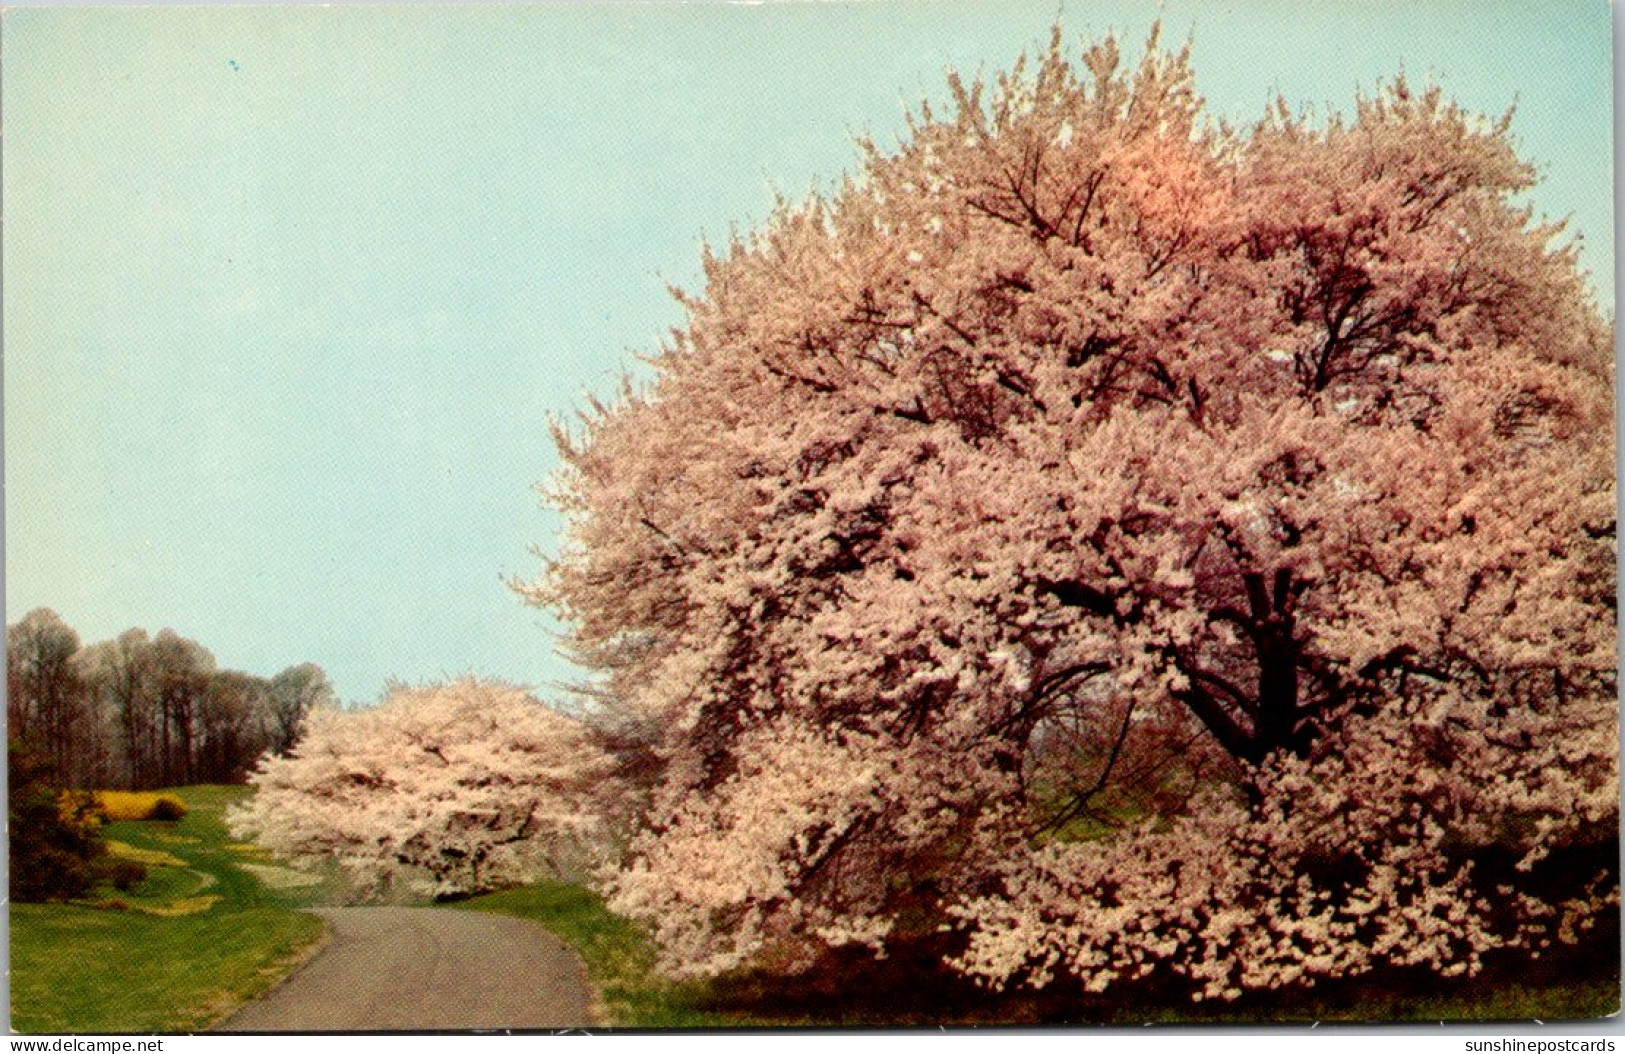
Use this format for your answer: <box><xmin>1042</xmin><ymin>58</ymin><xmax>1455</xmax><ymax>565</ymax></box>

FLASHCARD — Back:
<box><xmin>230</xmin><ymin>678</ymin><xmax>619</xmax><ymax>898</ymax></box>
<box><xmin>526</xmin><ymin>29</ymin><xmax>1616</xmax><ymax>994</ymax></box>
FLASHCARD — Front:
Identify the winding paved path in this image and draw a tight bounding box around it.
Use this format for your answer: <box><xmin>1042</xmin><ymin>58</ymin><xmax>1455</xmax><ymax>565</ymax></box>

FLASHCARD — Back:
<box><xmin>215</xmin><ymin>907</ymin><xmax>594</xmax><ymax>1032</ymax></box>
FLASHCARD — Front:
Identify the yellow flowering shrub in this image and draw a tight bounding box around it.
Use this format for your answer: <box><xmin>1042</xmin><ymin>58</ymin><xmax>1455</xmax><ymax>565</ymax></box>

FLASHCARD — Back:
<box><xmin>85</xmin><ymin>791</ymin><xmax>190</xmax><ymax>822</ymax></box>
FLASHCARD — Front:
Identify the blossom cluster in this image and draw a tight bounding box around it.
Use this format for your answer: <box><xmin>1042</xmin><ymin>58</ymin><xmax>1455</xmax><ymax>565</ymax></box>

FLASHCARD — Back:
<box><xmin>952</xmin><ymin>685</ymin><xmax>1617</xmax><ymax>999</ymax></box>
<box><xmin>229</xmin><ymin>678</ymin><xmax>618</xmax><ymax>897</ymax></box>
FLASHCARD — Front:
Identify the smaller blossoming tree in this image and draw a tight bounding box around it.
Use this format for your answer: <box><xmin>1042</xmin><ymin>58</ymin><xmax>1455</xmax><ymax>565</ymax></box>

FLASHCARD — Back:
<box><xmin>229</xmin><ymin>677</ymin><xmax>617</xmax><ymax>897</ymax></box>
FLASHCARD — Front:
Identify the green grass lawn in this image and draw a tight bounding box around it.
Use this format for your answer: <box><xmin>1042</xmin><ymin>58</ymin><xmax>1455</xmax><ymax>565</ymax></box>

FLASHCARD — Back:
<box><xmin>10</xmin><ymin>905</ymin><xmax>324</xmax><ymax>1034</ymax></box>
<box><xmin>9</xmin><ymin>785</ymin><xmax>333</xmax><ymax>1034</ymax></box>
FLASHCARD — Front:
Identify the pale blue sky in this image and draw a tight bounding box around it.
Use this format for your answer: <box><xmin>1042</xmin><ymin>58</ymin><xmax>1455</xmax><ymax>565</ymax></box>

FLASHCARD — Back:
<box><xmin>3</xmin><ymin>1</ymin><xmax>1612</xmax><ymax>703</ymax></box>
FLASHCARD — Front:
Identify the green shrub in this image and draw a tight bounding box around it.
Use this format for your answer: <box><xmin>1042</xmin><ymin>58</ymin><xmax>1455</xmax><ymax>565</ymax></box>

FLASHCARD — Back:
<box><xmin>100</xmin><ymin>858</ymin><xmax>150</xmax><ymax>892</ymax></box>
<box><xmin>147</xmin><ymin>797</ymin><xmax>187</xmax><ymax>822</ymax></box>
<box><xmin>9</xmin><ymin>741</ymin><xmax>104</xmax><ymax>902</ymax></box>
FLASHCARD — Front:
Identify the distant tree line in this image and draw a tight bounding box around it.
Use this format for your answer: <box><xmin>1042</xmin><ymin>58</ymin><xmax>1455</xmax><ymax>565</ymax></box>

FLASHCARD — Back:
<box><xmin>6</xmin><ymin>608</ymin><xmax>335</xmax><ymax>789</ymax></box>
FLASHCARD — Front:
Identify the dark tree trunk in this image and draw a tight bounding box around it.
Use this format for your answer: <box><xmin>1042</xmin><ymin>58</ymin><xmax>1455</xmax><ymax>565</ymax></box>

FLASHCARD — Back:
<box><xmin>1246</xmin><ymin>568</ymin><xmax>1301</xmax><ymax>761</ymax></box>
<box><xmin>1044</xmin><ymin>564</ymin><xmax>1310</xmax><ymax>766</ymax></box>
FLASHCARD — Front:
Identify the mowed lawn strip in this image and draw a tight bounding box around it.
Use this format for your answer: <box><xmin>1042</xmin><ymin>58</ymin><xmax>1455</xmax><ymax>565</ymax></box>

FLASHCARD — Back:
<box><xmin>9</xmin><ymin>906</ymin><xmax>325</xmax><ymax>1034</ymax></box>
<box><xmin>9</xmin><ymin>785</ymin><xmax>334</xmax><ymax>1034</ymax></box>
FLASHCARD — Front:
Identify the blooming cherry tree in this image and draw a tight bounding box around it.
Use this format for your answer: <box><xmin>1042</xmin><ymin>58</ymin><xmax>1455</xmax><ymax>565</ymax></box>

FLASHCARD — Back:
<box><xmin>529</xmin><ymin>30</ymin><xmax>1616</xmax><ymax>994</ymax></box>
<box><xmin>230</xmin><ymin>678</ymin><xmax>618</xmax><ymax>897</ymax></box>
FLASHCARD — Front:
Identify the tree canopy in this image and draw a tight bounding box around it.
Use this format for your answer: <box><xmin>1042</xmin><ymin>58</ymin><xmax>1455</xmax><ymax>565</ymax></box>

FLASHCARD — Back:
<box><xmin>230</xmin><ymin>678</ymin><xmax>618</xmax><ymax>898</ymax></box>
<box><xmin>7</xmin><ymin>609</ymin><xmax>336</xmax><ymax>790</ymax></box>
<box><xmin>527</xmin><ymin>30</ymin><xmax>1616</xmax><ymax>995</ymax></box>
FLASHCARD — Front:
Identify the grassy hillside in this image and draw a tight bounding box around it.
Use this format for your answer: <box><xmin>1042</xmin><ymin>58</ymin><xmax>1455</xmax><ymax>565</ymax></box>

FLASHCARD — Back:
<box><xmin>9</xmin><ymin>785</ymin><xmax>333</xmax><ymax>1034</ymax></box>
